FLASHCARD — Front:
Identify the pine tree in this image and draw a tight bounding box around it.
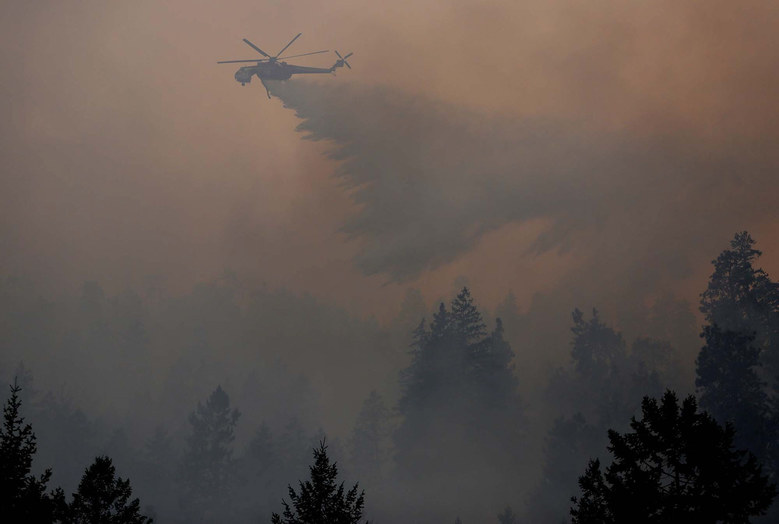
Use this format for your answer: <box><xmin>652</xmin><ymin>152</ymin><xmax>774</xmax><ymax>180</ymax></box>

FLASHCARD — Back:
<box><xmin>450</xmin><ymin>287</ymin><xmax>486</xmax><ymax>343</ymax></box>
<box><xmin>525</xmin><ymin>414</ymin><xmax>602</xmax><ymax>523</ymax></box>
<box><xmin>700</xmin><ymin>232</ymin><xmax>779</xmax><ymax>388</ymax></box>
<box><xmin>395</xmin><ymin>288</ymin><xmax>522</xmax><ymax>518</ymax></box>
<box><xmin>271</xmin><ymin>440</ymin><xmax>365</xmax><ymax>524</ymax></box>
<box><xmin>697</xmin><ymin>232</ymin><xmax>779</xmax><ymax>477</ymax></box>
<box><xmin>67</xmin><ymin>456</ymin><xmax>152</xmax><ymax>524</ymax></box>
<box><xmin>532</xmin><ymin>309</ymin><xmax>670</xmax><ymax>523</ymax></box>
<box><xmin>182</xmin><ymin>385</ymin><xmax>240</xmax><ymax>502</ymax></box>
<box><xmin>570</xmin><ymin>391</ymin><xmax>776</xmax><ymax>523</ymax></box>
<box><xmin>697</xmin><ymin>325</ymin><xmax>774</xmax><ymax>468</ymax></box>
<box><xmin>0</xmin><ymin>381</ymin><xmax>62</xmax><ymax>521</ymax></box>
<box><xmin>470</xmin><ymin>318</ymin><xmax>517</xmax><ymax>408</ymax></box>
<box><xmin>570</xmin><ymin>308</ymin><xmax>626</xmax><ymax>380</ymax></box>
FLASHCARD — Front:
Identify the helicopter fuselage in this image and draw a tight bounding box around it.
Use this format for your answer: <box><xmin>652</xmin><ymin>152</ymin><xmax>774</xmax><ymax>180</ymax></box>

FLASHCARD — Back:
<box><xmin>234</xmin><ymin>61</ymin><xmax>333</xmax><ymax>85</ymax></box>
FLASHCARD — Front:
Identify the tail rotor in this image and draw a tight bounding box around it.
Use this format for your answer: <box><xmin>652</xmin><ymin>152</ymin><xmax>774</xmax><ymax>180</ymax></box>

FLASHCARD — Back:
<box><xmin>334</xmin><ymin>50</ymin><xmax>353</xmax><ymax>70</ymax></box>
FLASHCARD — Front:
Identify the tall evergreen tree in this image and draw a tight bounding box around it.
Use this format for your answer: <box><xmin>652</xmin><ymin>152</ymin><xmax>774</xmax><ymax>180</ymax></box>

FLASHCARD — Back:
<box><xmin>395</xmin><ymin>288</ymin><xmax>522</xmax><ymax>519</ymax></box>
<box><xmin>697</xmin><ymin>232</ymin><xmax>779</xmax><ymax>479</ymax></box>
<box><xmin>451</xmin><ymin>287</ymin><xmax>487</xmax><ymax>343</ymax></box>
<box><xmin>181</xmin><ymin>385</ymin><xmax>240</xmax><ymax>507</ymax></box>
<box><xmin>0</xmin><ymin>381</ymin><xmax>62</xmax><ymax>521</ymax></box>
<box><xmin>569</xmin><ymin>308</ymin><xmax>626</xmax><ymax>381</ymax></box>
<box><xmin>271</xmin><ymin>441</ymin><xmax>365</xmax><ymax>524</ymax></box>
<box><xmin>700</xmin><ymin>232</ymin><xmax>779</xmax><ymax>388</ymax></box>
<box><xmin>530</xmin><ymin>308</ymin><xmax>667</xmax><ymax>523</ymax></box>
<box><xmin>67</xmin><ymin>456</ymin><xmax>152</xmax><ymax>524</ymax></box>
<box><xmin>524</xmin><ymin>413</ymin><xmax>603</xmax><ymax>523</ymax></box>
<box><xmin>697</xmin><ymin>325</ymin><xmax>774</xmax><ymax>465</ymax></box>
<box><xmin>570</xmin><ymin>391</ymin><xmax>776</xmax><ymax>523</ymax></box>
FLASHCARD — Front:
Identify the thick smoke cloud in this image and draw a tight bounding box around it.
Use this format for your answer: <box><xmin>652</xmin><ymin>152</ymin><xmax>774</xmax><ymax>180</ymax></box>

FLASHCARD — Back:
<box><xmin>274</xmin><ymin>80</ymin><xmax>779</xmax><ymax>295</ymax></box>
<box><xmin>2</xmin><ymin>1</ymin><xmax>779</xmax><ymax>318</ymax></box>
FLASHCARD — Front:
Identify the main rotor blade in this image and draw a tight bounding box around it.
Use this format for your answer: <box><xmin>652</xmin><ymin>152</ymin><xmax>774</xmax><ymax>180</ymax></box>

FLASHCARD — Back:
<box><xmin>217</xmin><ymin>59</ymin><xmax>269</xmax><ymax>64</ymax></box>
<box><xmin>242</xmin><ymin>38</ymin><xmax>271</xmax><ymax>58</ymax></box>
<box><xmin>275</xmin><ymin>33</ymin><xmax>302</xmax><ymax>58</ymax></box>
<box><xmin>277</xmin><ymin>49</ymin><xmax>329</xmax><ymax>60</ymax></box>
<box><xmin>335</xmin><ymin>50</ymin><xmax>343</xmax><ymax>59</ymax></box>
<box><xmin>343</xmin><ymin>52</ymin><xmax>353</xmax><ymax>60</ymax></box>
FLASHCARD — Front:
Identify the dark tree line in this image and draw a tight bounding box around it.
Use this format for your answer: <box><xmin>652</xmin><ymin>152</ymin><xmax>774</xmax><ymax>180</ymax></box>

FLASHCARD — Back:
<box><xmin>570</xmin><ymin>391</ymin><xmax>775</xmax><ymax>523</ymax></box>
<box><xmin>0</xmin><ymin>381</ymin><xmax>151</xmax><ymax>523</ymax></box>
<box><xmin>4</xmin><ymin>231</ymin><xmax>779</xmax><ymax>523</ymax></box>
<box><xmin>393</xmin><ymin>288</ymin><xmax>524</xmax><ymax>519</ymax></box>
<box><xmin>696</xmin><ymin>232</ymin><xmax>779</xmax><ymax>477</ymax></box>
<box><xmin>272</xmin><ymin>441</ymin><xmax>366</xmax><ymax>524</ymax></box>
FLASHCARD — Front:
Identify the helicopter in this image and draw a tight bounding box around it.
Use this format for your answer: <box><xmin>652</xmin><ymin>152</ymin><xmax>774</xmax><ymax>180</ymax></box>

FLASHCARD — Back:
<box><xmin>217</xmin><ymin>33</ymin><xmax>353</xmax><ymax>98</ymax></box>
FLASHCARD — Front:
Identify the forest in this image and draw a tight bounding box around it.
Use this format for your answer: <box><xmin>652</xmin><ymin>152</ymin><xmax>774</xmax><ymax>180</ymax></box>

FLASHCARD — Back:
<box><xmin>3</xmin><ymin>231</ymin><xmax>779</xmax><ymax>523</ymax></box>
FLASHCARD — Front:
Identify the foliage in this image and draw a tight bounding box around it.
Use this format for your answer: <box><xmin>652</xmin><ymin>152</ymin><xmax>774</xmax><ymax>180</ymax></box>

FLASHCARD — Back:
<box><xmin>700</xmin><ymin>232</ymin><xmax>779</xmax><ymax>388</ymax></box>
<box><xmin>182</xmin><ymin>385</ymin><xmax>241</xmax><ymax>498</ymax></box>
<box><xmin>67</xmin><ymin>455</ymin><xmax>152</xmax><ymax>524</ymax></box>
<box><xmin>0</xmin><ymin>381</ymin><xmax>62</xmax><ymax>521</ymax></box>
<box><xmin>697</xmin><ymin>232</ymin><xmax>779</xmax><ymax>479</ymax></box>
<box><xmin>570</xmin><ymin>391</ymin><xmax>776</xmax><ymax>523</ymax></box>
<box><xmin>700</xmin><ymin>232</ymin><xmax>779</xmax><ymax>331</ymax></box>
<box><xmin>271</xmin><ymin>440</ymin><xmax>365</xmax><ymax>524</ymax></box>
<box><xmin>525</xmin><ymin>414</ymin><xmax>602</xmax><ymax>522</ymax></box>
<box><xmin>399</xmin><ymin>287</ymin><xmax>517</xmax><ymax>421</ymax></box>
<box><xmin>696</xmin><ymin>325</ymin><xmax>774</xmax><ymax>460</ymax></box>
<box><xmin>570</xmin><ymin>308</ymin><xmax>626</xmax><ymax>380</ymax></box>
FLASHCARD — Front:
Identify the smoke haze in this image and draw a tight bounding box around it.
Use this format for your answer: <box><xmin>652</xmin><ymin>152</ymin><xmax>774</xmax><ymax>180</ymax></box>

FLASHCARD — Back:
<box><xmin>2</xmin><ymin>1</ymin><xmax>779</xmax><ymax>522</ymax></box>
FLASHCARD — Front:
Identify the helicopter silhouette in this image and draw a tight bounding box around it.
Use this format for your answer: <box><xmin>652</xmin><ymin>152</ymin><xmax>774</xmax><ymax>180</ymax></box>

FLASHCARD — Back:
<box><xmin>217</xmin><ymin>33</ymin><xmax>353</xmax><ymax>98</ymax></box>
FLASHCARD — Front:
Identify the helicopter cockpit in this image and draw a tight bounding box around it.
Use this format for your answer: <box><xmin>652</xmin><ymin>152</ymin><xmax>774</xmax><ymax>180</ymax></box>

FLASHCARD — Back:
<box><xmin>235</xmin><ymin>68</ymin><xmax>253</xmax><ymax>85</ymax></box>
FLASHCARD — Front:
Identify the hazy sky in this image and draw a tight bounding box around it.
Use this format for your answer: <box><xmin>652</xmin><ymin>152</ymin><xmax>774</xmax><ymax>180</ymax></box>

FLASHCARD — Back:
<box><xmin>2</xmin><ymin>1</ymin><xmax>779</xmax><ymax>319</ymax></box>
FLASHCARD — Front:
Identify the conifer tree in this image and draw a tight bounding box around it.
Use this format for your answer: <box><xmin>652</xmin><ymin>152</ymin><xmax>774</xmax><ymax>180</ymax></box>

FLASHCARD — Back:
<box><xmin>697</xmin><ymin>232</ymin><xmax>779</xmax><ymax>476</ymax></box>
<box><xmin>700</xmin><ymin>232</ymin><xmax>779</xmax><ymax>387</ymax></box>
<box><xmin>451</xmin><ymin>287</ymin><xmax>486</xmax><ymax>343</ymax></box>
<box><xmin>395</xmin><ymin>288</ymin><xmax>522</xmax><ymax>517</ymax></box>
<box><xmin>570</xmin><ymin>391</ymin><xmax>776</xmax><ymax>523</ymax></box>
<box><xmin>271</xmin><ymin>441</ymin><xmax>365</xmax><ymax>524</ymax></box>
<box><xmin>569</xmin><ymin>308</ymin><xmax>626</xmax><ymax>380</ymax></box>
<box><xmin>68</xmin><ymin>456</ymin><xmax>152</xmax><ymax>524</ymax></box>
<box><xmin>182</xmin><ymin>385</ymin><xmax>240</xmax><ymax>503</ymax></box>
<box><xmin>0</xmin><ymin>381</ymin><xmax>62</xmax><ymax>521</ymax></box>
<box><xmin>697</xmin><ymin>326</ymin><xmax>774</xmax><ymax>463</ymax></box>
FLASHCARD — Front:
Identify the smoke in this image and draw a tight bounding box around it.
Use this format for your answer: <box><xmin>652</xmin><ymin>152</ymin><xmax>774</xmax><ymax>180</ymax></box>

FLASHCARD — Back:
<box><xmin>273</xmin><ymin>79</ymin><xmax>779</xmax><ymax>299</ymax></box>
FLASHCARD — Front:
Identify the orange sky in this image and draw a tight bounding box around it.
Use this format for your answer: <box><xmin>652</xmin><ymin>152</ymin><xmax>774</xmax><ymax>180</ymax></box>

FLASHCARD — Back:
<box><xmin>2</xmin><ymin>1</ymin><xmax>779</xmax><ymax>320</ymax></box>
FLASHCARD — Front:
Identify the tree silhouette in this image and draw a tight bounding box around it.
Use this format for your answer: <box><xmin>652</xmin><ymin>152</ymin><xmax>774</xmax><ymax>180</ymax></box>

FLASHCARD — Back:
<box><xmin>395</xmin><ymin>288</ymin><xmax>522</xmax><ymax>518</ymax></box>
<box><xmin>700</xmin><ymin>232</ymin><xmax>779</xmax><ymax>390</ymax></box>
<box><xmin>182</xmin><ymin>385</ymin><xmax>240</xmax><ymax>499</ymax></box>
<box><xmin>697</xmin><ymin>232</ymin><xmax>779</xmax><ymax>480</ymax></box>
<box><xmin>451</xmin><ymin>287</ymin><xmax>487</xmax><ymax>343</ymax></box>
<box><xmin>570</xmin><ymin>391</ymin><xmax>776</xmax><ymax>523</ymax></box>
<box><xmin>697</xmin><ymin>325</ymin><xmax>774</xmax><ymax>463</ymax></box>
<box><xmin>272</xmin><ymin>440</ymin><xmax>365</xmax><ymax>524</ymax></box>
<box><xmin>0</xmin><ymin>380</ymin><xmax>62</xmax><ymax>521</ymax></box>
<box><xmin>67</xmin><ymin>455</ymin><xmax>151</xmax><ymax>523</ymax></box>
